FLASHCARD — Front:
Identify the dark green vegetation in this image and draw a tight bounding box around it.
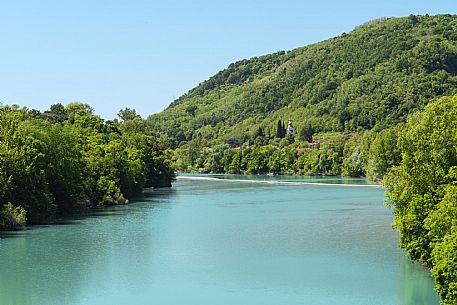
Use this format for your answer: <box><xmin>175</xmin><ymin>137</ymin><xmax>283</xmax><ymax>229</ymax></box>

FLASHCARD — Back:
<box><xmin>147</xmin><ymin>14</ymin><xmax>457</xmax><ymax>304</ymax></box>
<box><xmin>148</xmin><ymin>14</ymin><xmax>457</xmax><ymax>178</ymax></box>
<box><xmin>0</xmin><ymin>103</ymin><xmax>174</xmax><ymax>230</ymax></box>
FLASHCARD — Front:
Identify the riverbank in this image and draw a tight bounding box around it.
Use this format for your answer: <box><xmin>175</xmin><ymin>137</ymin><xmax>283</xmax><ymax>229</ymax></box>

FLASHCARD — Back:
<box><xmin>176</xmin><ymin>174</ymin><xmax>381</xmax><ymax>187</ymax></box>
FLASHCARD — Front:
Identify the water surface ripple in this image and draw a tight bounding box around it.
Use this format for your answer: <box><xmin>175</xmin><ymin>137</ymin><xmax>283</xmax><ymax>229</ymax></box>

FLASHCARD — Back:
<box><xmin>0</xmin><ymin>175</ymin><xmax>439</xmax><ymax>305</ymax></box>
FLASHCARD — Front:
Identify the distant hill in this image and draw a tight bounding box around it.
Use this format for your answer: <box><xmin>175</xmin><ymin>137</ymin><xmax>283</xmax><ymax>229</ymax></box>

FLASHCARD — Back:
<box><xmin>148</xmin><ymin>14</ymin><xmax>457</xmax><ymax>148</ymax></box>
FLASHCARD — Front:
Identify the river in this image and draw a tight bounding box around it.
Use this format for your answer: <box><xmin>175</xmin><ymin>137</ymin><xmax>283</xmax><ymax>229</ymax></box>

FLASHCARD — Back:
<box><xmin>0</xmin><ymin>175</ymin><xmax>440</xmax><ymax>305</ymax></box>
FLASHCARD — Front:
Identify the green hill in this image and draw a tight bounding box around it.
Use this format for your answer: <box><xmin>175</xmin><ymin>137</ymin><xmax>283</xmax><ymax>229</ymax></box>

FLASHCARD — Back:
<box><xmin>148</xmin><ymin>14</ymin><xmax>457</xmax><ymax>150</ymax></box>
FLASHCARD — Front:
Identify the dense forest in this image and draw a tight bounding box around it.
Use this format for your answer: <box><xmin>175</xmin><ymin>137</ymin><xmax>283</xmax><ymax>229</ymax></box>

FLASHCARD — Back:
<box><xmin>148</xmin><ymin>14</ymin><xmax>457</xmax><ymax>177</ymax></box>
<box><xmin>0</xmin><ymin>103</ymin><xmax>174</xmax><ymax>230</ymax></box>
<box><xmin>146</xmin><ymin>14</ymin><xmax>457</xmax><ymax>304</ymax></box>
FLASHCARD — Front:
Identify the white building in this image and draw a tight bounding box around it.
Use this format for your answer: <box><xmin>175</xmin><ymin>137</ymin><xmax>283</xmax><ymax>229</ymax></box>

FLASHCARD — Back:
<box><xmin>287</xmin><ymin>121</ymin><xmax>294</xmax><ymax>135</ymax></box>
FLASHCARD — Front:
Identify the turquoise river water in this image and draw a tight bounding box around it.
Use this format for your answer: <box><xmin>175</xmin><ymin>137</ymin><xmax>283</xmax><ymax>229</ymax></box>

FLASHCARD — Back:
<box><xmin>0</xmin><ymin>175</ymin><xmax>440</xmax><ymax>305</ymax></box>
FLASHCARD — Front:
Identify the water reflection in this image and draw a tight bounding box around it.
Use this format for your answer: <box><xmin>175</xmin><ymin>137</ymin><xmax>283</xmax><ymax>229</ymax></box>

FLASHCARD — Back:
<box><xmin>400</xmin><ymin>258</ymin><xmax>440</xmax><ymax>305</ymax></box>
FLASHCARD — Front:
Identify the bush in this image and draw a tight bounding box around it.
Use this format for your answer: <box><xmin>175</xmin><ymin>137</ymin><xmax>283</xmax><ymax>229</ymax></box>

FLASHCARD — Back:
<box><xmin>0</xmin><ymin>203</ymin><xmax>27</xmax><ymax>230</ymax></box>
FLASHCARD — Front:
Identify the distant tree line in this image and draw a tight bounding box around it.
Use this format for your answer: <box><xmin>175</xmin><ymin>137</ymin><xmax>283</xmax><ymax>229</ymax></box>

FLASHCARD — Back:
<box><xmin>173</xmin><ymin>124</ymin><xmax>399</xmax><ymax>179</ymax></box>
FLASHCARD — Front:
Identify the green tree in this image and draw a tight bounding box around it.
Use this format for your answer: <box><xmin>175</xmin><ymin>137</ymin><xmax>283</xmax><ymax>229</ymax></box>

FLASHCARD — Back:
<box><xmin>276</xmin><ymin>120</ymin><xmax>284</xmax><ymax>138</ymax></box>
<box><xmin>0</xmin><ymin>203</ymin><xmax>27</xmax><ymax>230</ymax></box>
<box><xmin>385</xmin><ymin>95</ymin><xmax>457</xmax><ymax>304</ymax></box>
<box><xmin>366</xmin><ymin>126</ymin><xmax>401</xmax><ymax>180</ymax></box>
<box><xmin>299</xmin><ymin>124</ymin><xmax>314</xmax><ymax>142</ymax></box>
<box><xmin>0</xmin><ymin>102</ymin><xmax>175</xmax><ymax>229</ymax></box>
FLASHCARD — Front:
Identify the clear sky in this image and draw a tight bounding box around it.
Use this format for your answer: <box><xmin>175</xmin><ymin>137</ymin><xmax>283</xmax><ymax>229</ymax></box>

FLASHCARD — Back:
<box><xmin>1</xmin><ymin>0</ymin><xmax>456</xmax><ymax>119</ymax></box>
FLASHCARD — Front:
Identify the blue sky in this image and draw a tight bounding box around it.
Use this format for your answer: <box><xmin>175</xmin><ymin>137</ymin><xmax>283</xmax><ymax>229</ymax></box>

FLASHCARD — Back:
<box><xmin>1</xmin><ymin>0</ymin><xmax>456</xmax><ymax>119</ymax></box>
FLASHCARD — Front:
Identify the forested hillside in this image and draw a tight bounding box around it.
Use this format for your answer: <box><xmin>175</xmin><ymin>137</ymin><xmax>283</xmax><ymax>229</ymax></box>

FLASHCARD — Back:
<box><xmin>147</xmin><ymin>14</ymin><xmax>457</xmax><ymax>175</ymax></box>
<box><xmin>0</xmin><ymin>104</ymin><xmax>174</xmax><ymax>230</ymax></box>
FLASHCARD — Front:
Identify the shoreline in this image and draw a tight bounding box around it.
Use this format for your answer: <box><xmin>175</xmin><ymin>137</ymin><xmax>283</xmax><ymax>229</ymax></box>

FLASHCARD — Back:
<box><xmin>176</xmin><ymin>175</ymin><xmax>382</xmax><ymax>188</ymax></box>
